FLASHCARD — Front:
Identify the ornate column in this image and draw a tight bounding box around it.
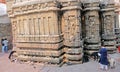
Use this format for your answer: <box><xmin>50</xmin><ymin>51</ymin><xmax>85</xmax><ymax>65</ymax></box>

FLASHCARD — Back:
<box><xmin>100</xmin><ymin>0</ymin><xmax>116</xmax><ymax>53</ymax></box>
<box><xmin>60</xmin><ymin>0</ymin><xmax>83</xmax><ymax>64</ymax></box>
<box><xmin>82</xmin><ymin>0</ymin><xmax>101</xmax><ymax>54</ymax></box>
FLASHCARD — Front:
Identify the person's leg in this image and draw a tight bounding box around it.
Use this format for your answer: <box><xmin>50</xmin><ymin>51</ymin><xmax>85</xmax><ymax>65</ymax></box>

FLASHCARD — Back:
<box><xmin>105</xmin><ymin>65</ymin><xmax>108</xmax><ymax>70</ymax></box>
<box><xmin>6</xmin><ymin>46</ymin><xmax>8</xmax><ymax>52</ymax></box>
<box><xmin>100</xmin><ymin>63</ymin><xmax>104</xmax><ymax>70</ymax></box>
<box><xmin>2</xmin><ymin>46</ymin><xmax>5</xmax><ymax>53</ymax></box>
<box><xmin>5</xmin><ymin>46</ymin><xmax>8</xmax><ymax>52</ymax></box>
<box><xmin>4</xmin><ymin>46</ymin><xmax>6</xmax><ymax>52</ymax></box>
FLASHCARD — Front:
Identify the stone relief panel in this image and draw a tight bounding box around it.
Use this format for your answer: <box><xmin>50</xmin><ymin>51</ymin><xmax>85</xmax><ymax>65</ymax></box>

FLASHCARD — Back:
<box><xmin>85</xmin><ymin>15</ymin><xmax>100</xmax><ymax>41</ymax></box>
<box><xmin>63</xmin><ymin>11</ymin><xmax>82</xmax><ymax>47</ymax></box>
<box><xmin>103</xmin><ymin>15</ymin><xmax>114</xmax><ymax>35</ymax></box>
<box><xmin>14</xmin><ymin>12</ymin><xmax>63</xmax><ymax>43</ymax></box>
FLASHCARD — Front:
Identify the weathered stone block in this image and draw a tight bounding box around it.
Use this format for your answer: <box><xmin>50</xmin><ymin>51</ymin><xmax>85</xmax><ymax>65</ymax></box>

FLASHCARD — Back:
<box><xmin>103</xmin><ymin>41</ymin><xmax>116</xmax><ymax>46</ymax></box>
<box><xmin>66</xmin><ymin>54</ymin><xmax>83</xmax><ymax>61</ymax></box>
<box><xmin>66</xmin><ymin>48</ymin><xmax>83</xmax><ymax>54</ymax></box>
<box><xmin>85</xmin><ymin>44</ymin><xmax>101</xmax><ymax>50</ymax></box>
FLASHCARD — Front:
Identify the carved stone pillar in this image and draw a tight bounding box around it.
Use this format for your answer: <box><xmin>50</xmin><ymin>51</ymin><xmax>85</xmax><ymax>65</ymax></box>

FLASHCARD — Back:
<box><xmin>83</xmin><ymin>0</ymin><xmax>101</xmax><ymax>54</ymax></box>
<box><xmin>60</xmin><ymin>0</ymin><xmax>83</xmax><ymax>64</ymax></box>
<box><xmin>100</xmin><ymin>0</ymin><xmax>116</xmax><ymax>53</ymax></box>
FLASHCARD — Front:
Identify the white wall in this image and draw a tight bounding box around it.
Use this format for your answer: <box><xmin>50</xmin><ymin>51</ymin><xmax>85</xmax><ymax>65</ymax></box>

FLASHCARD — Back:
<box><xmin>0</xmin><ymin>3</ymin><xmax>11</xmax><ymax>24</ymax></box>
<box><xmin>119</xmin><ymin>14</ymin><xmax>120</xmax><ymax>28</ymax></box>
<box><xmin>0</xmin><ymin>3</ymin><xmax>7</xmax><ymax>16</ymax></box>
<box><xmin>114</xmin><ymin>0</ymin><xmax>119</xmax><ymax>3</ymax></box>
<box><xmin>0</xmin><ymin>14</ymin><xmax>11</xmax><ymax>24</ymax></box>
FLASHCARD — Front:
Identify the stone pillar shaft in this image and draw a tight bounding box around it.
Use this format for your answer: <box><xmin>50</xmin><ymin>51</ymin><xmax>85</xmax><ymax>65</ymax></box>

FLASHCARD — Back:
<box><xmin>61</xmin><ymin>0</ymin><xmax>83</xmax><ymax>64</ymax></box>
<box><xmin>83</xmin><ymin>1</ymin><xmax>101</xmax><ymax>54</ymax></box>
<box><xmin>100</xmin><ymin>2</ymin><xmax>116</xmax><ymax>53</ymax></box>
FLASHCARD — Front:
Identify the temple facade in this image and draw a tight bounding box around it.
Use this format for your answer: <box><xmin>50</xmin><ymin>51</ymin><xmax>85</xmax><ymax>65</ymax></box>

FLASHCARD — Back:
<box><xmin>6</xmin><ymin>0</ymin><xmax>117</xmax><ymax>65</ymax></box>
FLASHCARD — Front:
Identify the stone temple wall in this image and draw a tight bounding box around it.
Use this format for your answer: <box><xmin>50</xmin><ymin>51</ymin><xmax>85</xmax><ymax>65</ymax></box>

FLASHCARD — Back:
<box><xmin>6</xmin><ymin>0</ymin><xmax>116</xmax><ymax>65</ymax></box>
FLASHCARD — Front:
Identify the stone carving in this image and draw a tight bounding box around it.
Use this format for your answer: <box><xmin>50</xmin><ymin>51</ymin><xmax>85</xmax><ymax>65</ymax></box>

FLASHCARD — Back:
<box><xmin>100</xmin><ymin>1</ymin><xmax>116</xmax><ymax>53</ymax></box>
<box><xmin>6</xmin><ymin>0</ymin><xmax>116</xmax><ymax>66</ymax></box>
<box><xmin>61</xmin><ymin>0</ymin><xmax>83</xmax><ymax>64</ymax></box>
<box><xmin>83</xmin><ymin>1</ymin><xmax>101</xmax><ymax>55</ymax></box>
<box><xmin>104</xmin><ymin>15</ymin><xmax>114</xmax><ymax>34</ymax></box>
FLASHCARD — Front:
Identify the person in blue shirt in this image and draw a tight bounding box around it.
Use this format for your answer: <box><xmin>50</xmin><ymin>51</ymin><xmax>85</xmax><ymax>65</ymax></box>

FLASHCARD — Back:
<box><xmin>98</xmin><ymin>46</ymin><xmax>109</xmax><ymax>70</ymax></box>
<box><xmin>3</xmin><ymin>38</ymin><xmax>8</xmax><ymax>52</ymax></box>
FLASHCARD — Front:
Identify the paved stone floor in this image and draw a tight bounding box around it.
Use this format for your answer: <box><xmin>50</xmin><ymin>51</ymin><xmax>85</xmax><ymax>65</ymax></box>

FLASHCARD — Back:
<box><xmin>0</xmin><ymin>52</ymin><xmax>120</xmax><ymax>72</ymax></box>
